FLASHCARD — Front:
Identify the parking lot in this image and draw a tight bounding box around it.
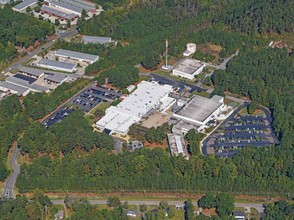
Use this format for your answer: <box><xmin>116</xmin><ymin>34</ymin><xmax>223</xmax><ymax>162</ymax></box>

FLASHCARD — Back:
<box><xmin>70</xmin><ymin>84</ymin><xmax>122</xmax><ymax>113</ymax></box>
<box><xmin>202</xmin><ymin>104</ymin><xmax>279</xmax><ymax>157</ymax></box>
<box><xmin>42</xmin><ymin>84</ymin><xmax>122</xmax><ymax>128</ymax></box>
<box><xmin>43</xmin><ymin>106</ymin><xmax>74</xmax><ymax>128</ymax></box>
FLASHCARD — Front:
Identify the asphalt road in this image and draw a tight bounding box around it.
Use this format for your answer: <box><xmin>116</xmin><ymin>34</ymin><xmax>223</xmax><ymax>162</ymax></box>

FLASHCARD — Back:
<box><xmin>51</xmin><ymin>199</ymin><xmax>265</xmax><ymax>214</ymax></box>
<box><xmin>1</xmin><ymin>146</ymin><xmax>20</xmax><ymax>199</ymax></box>
<box><xmin>1</xmin><ymin>29</ymin><xmax>79</xmax><ymax>76</ymax></box>
<box><xmin>151</xmin><ymin>73</ymin><xmax>206</xmax><ymax>93</ymax></box>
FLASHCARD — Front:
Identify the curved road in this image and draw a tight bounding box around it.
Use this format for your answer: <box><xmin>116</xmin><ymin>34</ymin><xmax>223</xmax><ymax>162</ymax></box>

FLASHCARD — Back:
<box><xmin>1</xmin><ymin>146</ymin><xmax>20</xmax><ymax>199</ymax></box>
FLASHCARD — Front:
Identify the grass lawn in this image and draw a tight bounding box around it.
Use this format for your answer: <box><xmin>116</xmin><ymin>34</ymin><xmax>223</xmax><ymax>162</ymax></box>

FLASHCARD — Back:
<box><xmin>170</xmin><ymin>209</ymin><xmax>184</xmax><ymax>220</ymax></box>
<box><xmin>190</xmin><ymin>90</ymin><xmax>211</xmax><ymax>98</ymax></box>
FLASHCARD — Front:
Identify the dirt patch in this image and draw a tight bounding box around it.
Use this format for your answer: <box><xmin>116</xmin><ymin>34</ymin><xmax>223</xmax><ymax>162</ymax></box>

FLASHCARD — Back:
<box><xmin>202</xmin><ymin>208</ymin><xmax>217</xmax><ymax>217</ymax></box>
<box><xmin>144</xmin><ymin>139</ymin><xmax>168</xmax><ymax>149</ymax></box>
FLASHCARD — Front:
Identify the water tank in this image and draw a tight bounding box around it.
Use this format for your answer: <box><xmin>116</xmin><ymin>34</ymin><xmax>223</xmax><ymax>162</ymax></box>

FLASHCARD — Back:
<box><xmin>186</xmin><ymin>43</ymin><xmax>196</xmax><ymax>53</ymax></box>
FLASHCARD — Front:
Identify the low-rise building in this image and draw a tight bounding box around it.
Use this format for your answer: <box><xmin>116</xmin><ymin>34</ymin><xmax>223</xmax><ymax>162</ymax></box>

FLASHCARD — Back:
<box><xmin>40</xmin><ymin>6</ymin><xmax>77</xmax><ymax>20</ymax></box>
<box><xmin>167</xmin><ymin>134</ymin><xmax>188</xmax><ymax>158</ymax></box>
<box><xmin>54</xmin><ymin>49</ymin><xmax>99</xmax><ymax>64</ymax></box>
<box><xmin>6</xmin><ymin>76</ymin><xmax>50</xmax><ymax>93</ymax></box>
<box><xmin>19</xmin><ymin>67</ymin><xmax>45</xmax><ymax>79</ymax></box>
<box><xmin>12</xmin><ymin>0</ymin><xmax>38</xmax><ymax>12</ymax></box>
<box><xmin>38</xmin><ymin>59</ymin><xmax>77</xmax><ymax>73</ymax></box>
<box><xmin>96</xmin><ymin>81</ymin><xmax>174</xmax><ymax>136</ymax></box>
<box><xmin>82</xmin><ymin>36</ymin><xmax>112</xmax><ymax>44</ymax></box>
<box><xmin>46</xmin><ymin>0</ymin><xmax>96</xmax><ymax>16</ymax></box>
<box><xmin>173</xmin><ymin>95</ymin><xmax>225</xmax><ymax>131</ymax></box>
<box><xmin>44</xmin><ymin>74</ymin><xmax>68</xmax><ymax>85</ymax></box>
<box><xmin>0</xmin><ymin>81</ymin><xmax>29</xmax><ymax>96</ymax></box>
<box><xmin>172</xmin><ymin>59</ymin><xmax>206</xmax><ymax>80</ymax></box>
<box><xmin>183</xmin><ymin>43</ymin><xmax>196</xmax><ymax>57</ymax></box>
<box><xmin>233</xmin><ymin>211</ymin><xmax>245</xmax><ymax>220</ymax></box>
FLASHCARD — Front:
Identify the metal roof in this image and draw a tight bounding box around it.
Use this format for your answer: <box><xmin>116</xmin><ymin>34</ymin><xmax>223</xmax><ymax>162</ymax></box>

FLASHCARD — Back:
<box><xmin>82</xmin><ymin>36</ymin><xmax>112</xmax><ymax>44</ymax></box>
<box><xmin>55</xmin><ymin>49</ymin><xmax>99</xmax><ymax>62</ymax></box>
<box><xmin>0</xmin><ymin>81</ymin><xmax>28</xmax><ymax>96</ymax></box>
<box><xmin>19</xmin><ymin>66</ymin><xmax>44</xmax><ymax>77</ymax></box>
<box><xmin>60</xmin><ymin>0</ymin><xmax>95</xmax><ymax>11</ymax></box>
<box><xmin>6</xmin><ymin>76</ymin><xmax>49</xmax><ymax>92</ymax></box>
<box><xmin>48</xmin><ymin>0</ymin><xmax>82</xmax><ymax>14</ymax></box>
<box><xmin>13</xmin><ymin>0</ymin><xmax>37</xmax><ymax>11</ymax></box>
<box><xmin>41</xmin><ymin>6</ymin><xmax>77</xmax><ymax>19</ymax></box>
<box><xmin>14</xmin><ymin>73</ymin><xmax>37</xmax><ymax>84</ymax></box>
<box><xmin>175</xmin><ymin>95</ymin><xmax>223</xmax><ymax>123</ymax></box>
<box><xmin>44</xmin><ymin>74</ymin><xmax>67</xmax><ymax>83</ymax></box>
<box><xmin>39</xmin><ymin>59</ymin><xmax>76</xmax><ymax>70</ymax></box>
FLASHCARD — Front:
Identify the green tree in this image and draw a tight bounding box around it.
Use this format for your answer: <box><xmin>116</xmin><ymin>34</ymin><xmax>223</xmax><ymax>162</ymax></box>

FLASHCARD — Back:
<box><xmin>215</xmin><ymin>193</ymin><xmax>234</xmax><ymax>217</ymax></box>
<box><xmin>185</xmin><ymin>199</ymin><xmax>194</xmax><ymax>220</ymax></box>
<box><xmin>198</xmin><ymin>193</ymin><xmax>216</xmax><ymax>209</ymax></box>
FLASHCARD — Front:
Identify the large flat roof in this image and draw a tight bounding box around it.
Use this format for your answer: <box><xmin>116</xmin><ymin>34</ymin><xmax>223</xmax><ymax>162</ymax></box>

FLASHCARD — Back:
<box><xmin>82</xmin><ymin>36</ymin><xmax>112</xmax><ymax>44</ymax></box>
<box><xmin>109</xmin><ymin>81</ymin><xmax>173</xmax><ymax>118</ymax></box>
<box><xmin>41</xmin><ymin>6</ymin><xmax>77</xmax><ymax>19</ymax></box>
<box><xmin>60</xmin><ymin>0</ymin><xmax>95</xmax><ymax>11</ymax></box>
<box><xmin>96</xmin><ymin>81</ymin><xmax>173</xmax><ymax>134</ymax></box>
<box><xmin>39</xmin><ymin>59</ymin><xmax>76</xmax><ymax>70</ymax></box>
<box><xmin>55</xmin><ymin>49</ymin><xmax>99</xmax><ymax>62</ymax></box>
<box><xmin>44</xmin><ymin>74</ymin><xmax>67</xmax><ymax>83</ymax></box>
<box><xmin>0</xmin><ymin>81</ymin><xmax>28</xmax><ymax>96</ymax></box>
<box><xmin>174</xmin><ymin>59</ymin><xmax>205</xmax><ymax>75</ymax></box>
<box><xmin>175</xmin><ymin>95</ymin><xmax>223</xmax><ymax>123</ymax></box>
<box><xmin>48</xmin><ymin>0</ymin><xmax>82</xmax><ymax>14</ymax></box>
<box><xmin>13</xmin><ymin>0</ymin><xmax>37</xmax><ymax>11</ymax></box>
<box><xmin>6</xmin><ymin>76</ymin><xmax>49</xmax><ymax>92</ymax></box>
<box><xmin>19</xmin><ymin>66</ymin><xmax>44</xmax><ymax>77</ymax></box>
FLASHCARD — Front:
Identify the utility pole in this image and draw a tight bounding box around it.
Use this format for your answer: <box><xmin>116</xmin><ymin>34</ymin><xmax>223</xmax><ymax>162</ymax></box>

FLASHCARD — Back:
<box><xmin>165</xmin><ymin>39</ymin><xmax>168</xmax><ymax>68</ymax></box>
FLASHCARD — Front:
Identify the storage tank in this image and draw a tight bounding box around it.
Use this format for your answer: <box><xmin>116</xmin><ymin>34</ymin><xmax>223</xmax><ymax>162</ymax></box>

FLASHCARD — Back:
<box><xmin>186</xmin><ymin>43</ymin><xmax>196</xmax><ymax>53</ymax></box>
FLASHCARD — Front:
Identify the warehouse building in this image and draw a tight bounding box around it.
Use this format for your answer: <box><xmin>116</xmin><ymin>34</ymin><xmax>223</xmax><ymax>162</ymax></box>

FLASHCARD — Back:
<box><xmin>46</xmin><ymin>0</ymin><xmax>96</xmax><ymax>16</ymax></box>
<box><xmin>40</xmin><ymin>6</ymin><xmax>77</xmax><ymax>20</ymax></box>
<box><xmin>96</xmin><ymin>81</ymin><xmax>174</xmax><ymax>136</ymax></box>
<box><xmin>0</xmin><ymin>81</ymin><xmax>29</xmax><ymax>96</ymax></box>
<box><xmin>6</xmin><ymin>76</ymin><xmax>50</xmax><ymax>93</ymax></box>
<box><xmin>174</xmin><ymin>95</ymin><xmax>225</xmax><ymax>131</ymax></box>
<box><xmin>38</xmin><ymin>59</ymin><xmax>77</xmax><ymax>73</ymax></box>
<box><xmin>19</xmin><ymin>67</ymin><xmax>45</xmax><ymax>79</ymax></box>
<box><xmin>44</xmin><ymin>74</ymin><xmax>68</xmax><ymax>85</ymax></box>
<box><xmin>54</xmin><ymin>49</ymin><xmax>99</xmax><ymax>64</ymax></box>
<box><xmin>82</xmin><ymin>36</ymin><xmax>112</xmax><ymax>44</ymax></box>
<box><xmin>12</xmin><ymin>0</ymin><xmax>38</xmax><ymax>12</ymax></box>
<box><xmin>172</xmin><ymin>59</ymin><xmax>206</xmax><ymax>80</ymax></box>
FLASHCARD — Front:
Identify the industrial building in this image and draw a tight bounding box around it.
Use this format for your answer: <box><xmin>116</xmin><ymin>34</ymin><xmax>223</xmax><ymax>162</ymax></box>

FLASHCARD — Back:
<box><xmin>0</xmin><ymin>81</ymin><xmax>29</xmax><ymax>96</ymax></box>
<box><xmin>46</xmin><ymin>0</ymin><xmax>96</xmax><ymax>16</ymax></box>
<box><xmin>40</xmin><ymin>6</ymin><xmax>77</xmax><ymax>20</ymax></box>
<box><xmin>6</xmin><ymin>76</ymin><xmax>50</xmax><ymax>93</ymax></box>
<box><xmin>12</xmin><ymin>0</ymin><xmax>38</xmax><ymax>12</ymax></box>
<box><xmin>173</xmin><ymin>95</ymin><xmax>225</xmax><ymax>131</ymax></box>
<box><xmin>172</xmin><ymin>59</ymin><xmax>206</xmax><ymax>80</ymax></box>
<box><xmin>38</xmin><ymin>59</ymin><xmax>77</xmax><ymax>73</ymax></box>
<box><xmin>96</xmin><ymin>81</ymin><xmax>174</xmax><ymax>136</ymax></box>
<box><xmin>19</xmin><ymin>66</ymin><xmax>45</xmax><ymax>79</ymax></box>
<box><xmin>54</xmin><ymin>49</ymin><xmax>99</xmax><ymax>64</ymax></box>
<box><xmin>82</xmin><ymin>36</ymin><xmax>112</xmax><ymax>44</ymax></box>
<box><xmin>44</xmin><ymin>74</ymin><xmax>68</xmax><ymax>85</ymax></box>
<box><xmin>167</xmin><ymin>134</ymin><xmax>188</xmax><ymax>158</ymax></box>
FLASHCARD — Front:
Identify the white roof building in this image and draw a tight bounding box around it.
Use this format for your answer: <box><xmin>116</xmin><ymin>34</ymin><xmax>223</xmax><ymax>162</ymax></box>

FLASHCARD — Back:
<box><xmin>96</xmin><ymin>81</ymin><xmax>174</xmax><ymax>135</ymax></box>
<box><xmin>172</xmin><ymin>59</ymin><xmax>206</xmax><ymax>80</ymax></box>
<box><xmin>82</xmin><ymin>36</ymin><xmax>112</xmax><ymax>44</ymax></box>
<box><xmin>12</xmin><ymin>0</ymin><xmax>38</xmax><ymax>12</ymax></box>
<box><xmin>0</xmin><ymin>81</ymin><xmax>29</xmax><ymax>96</ymax></box>
<box><xmin>54</xmin><ymin>49</ymin><xmax>99</xmax><ymax>64</ymax></box>
<box><xmin>167</xmin><ymin>134</ymin><xmax>188</xmax><ymax>158</ymax></box>
<box><xmin>38</xmin><ymin>59</ymin><xmax>77</xmax><ymax>73</ymax></box>
<box><xmin>174</xmin><ymin>95</ymin><xmax>224</xmax><ymax>129</ymax></box>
